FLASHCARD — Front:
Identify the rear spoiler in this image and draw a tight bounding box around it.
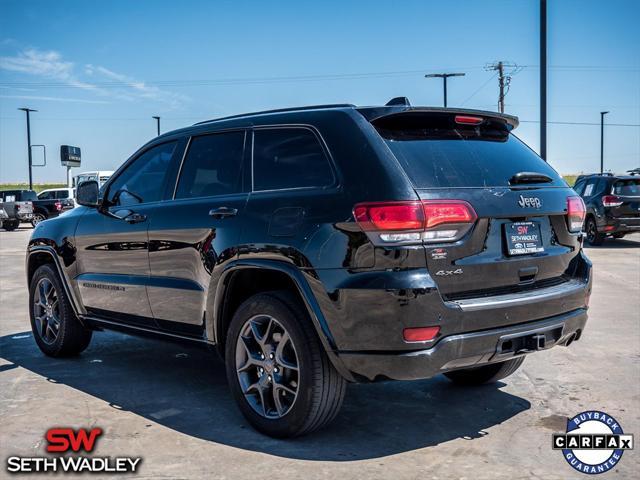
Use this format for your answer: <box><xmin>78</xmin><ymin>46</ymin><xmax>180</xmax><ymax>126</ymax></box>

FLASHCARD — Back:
<box><xmin>357</xmin><ymin>106</ymin><xmax>519</xmax><ymax>130</ymax></box>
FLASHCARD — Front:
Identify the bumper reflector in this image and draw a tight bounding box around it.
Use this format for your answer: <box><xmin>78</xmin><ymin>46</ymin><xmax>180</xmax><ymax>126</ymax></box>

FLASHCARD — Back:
<box><xmin>403</xmin><ymin>326</ymin><xmax>440</xmax><ymax>342</ymax></box>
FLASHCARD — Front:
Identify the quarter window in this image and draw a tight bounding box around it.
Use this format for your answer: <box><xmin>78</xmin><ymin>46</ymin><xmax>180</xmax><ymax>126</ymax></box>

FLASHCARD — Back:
<box><xmin>252</xmin><ymin>128</ymin><xmax>333</xmax><ymax>191</ymax></box>
<box><xmin>107</xmin><ymin>141</ymin><xmax>178</xmax><ymax>206</ymax></box>
<box><xmin>175</xmin><ymin>131</ymin><xmax>245</xmax><ymax>199</ymax></box>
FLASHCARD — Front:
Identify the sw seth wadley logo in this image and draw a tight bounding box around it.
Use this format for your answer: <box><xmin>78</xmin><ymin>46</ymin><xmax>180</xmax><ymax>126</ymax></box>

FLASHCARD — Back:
<box><xmin>6</xmin><ymin>428</ymin><xmax>142</xmax><ymax>474</ymax></box>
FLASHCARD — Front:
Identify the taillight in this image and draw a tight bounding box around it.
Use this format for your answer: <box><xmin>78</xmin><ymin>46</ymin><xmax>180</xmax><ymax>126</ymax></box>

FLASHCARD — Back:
<box><xmin>567</xmin><ymin>196</ymin><xmax>586</xmax><ymax>233</ymax></box>
<box><xmin>354</xmin><ymin>202</ymin><xmax>423</xmax><ymax>231</ymax></box>
<box><xmin>353</xmin><ymin>200</ymin><xmax>477</xmax><ymax>244</ymax></box>
<box><xmin>403</xmin><ymin>326</ymin><xmax>440</xmax><ymax>342</ymax></box>
<box><xmin>602</xmin><ymin>195</ymin><xmax>623</xmax><ymax>207</ymax></box>
<box><xmin>55</xmin><ymin>201</ymin><xmax>62</xmax><ymax>211</ymax></box>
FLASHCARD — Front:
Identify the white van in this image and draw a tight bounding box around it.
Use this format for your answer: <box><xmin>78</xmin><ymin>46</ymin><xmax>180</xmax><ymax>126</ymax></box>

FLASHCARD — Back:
<box><xmin>74</xmin><ymin>171</ymin><xmax>114</xmax><ymax>188</ymax></box>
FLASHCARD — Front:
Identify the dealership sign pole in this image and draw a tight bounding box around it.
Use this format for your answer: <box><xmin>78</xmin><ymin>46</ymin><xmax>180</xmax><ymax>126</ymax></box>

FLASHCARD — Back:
<box><xmin>60</xmin><ymin>145</ymin><xmax>82</xmax><ymax>187</ymax></box>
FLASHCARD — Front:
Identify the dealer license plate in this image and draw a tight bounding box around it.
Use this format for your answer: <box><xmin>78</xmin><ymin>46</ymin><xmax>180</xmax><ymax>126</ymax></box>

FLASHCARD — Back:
<box><xmin>505</xmin><ymin>221</ymin><xmax>544</xmax><ymax>255</ymax></box>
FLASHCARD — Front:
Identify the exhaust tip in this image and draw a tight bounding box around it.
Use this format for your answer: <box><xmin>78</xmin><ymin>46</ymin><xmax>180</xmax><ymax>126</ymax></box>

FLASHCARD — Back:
<box><xmin>564</xmin><ymin>333</ymin><xmax>577</xmax><ymax>347</ymax></box>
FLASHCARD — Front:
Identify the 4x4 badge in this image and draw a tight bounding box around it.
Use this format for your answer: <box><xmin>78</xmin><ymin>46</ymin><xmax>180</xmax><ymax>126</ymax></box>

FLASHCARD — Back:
<box><xmin>518</xmin><ymin>195</ymin><xmax>542</xmax><ymax>209</ymax></box>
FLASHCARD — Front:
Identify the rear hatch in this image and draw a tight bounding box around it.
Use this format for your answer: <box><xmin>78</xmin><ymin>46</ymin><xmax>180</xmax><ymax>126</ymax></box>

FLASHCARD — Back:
<box><xmin>609</xmin><ymin>178</ymin><xmax>640</xmax><ymax>222</ymax></box>
<box><xmin>371</xmin><ymin>111</ymin><xmax>584</xmax><ymax>298</ymax></box>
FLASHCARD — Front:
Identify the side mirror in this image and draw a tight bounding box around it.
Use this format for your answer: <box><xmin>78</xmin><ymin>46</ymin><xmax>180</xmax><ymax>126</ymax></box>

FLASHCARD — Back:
<box><xmin>76</xmin><ymin>180</ymin><xmax>100</xmax><ymax>207</ymax></box>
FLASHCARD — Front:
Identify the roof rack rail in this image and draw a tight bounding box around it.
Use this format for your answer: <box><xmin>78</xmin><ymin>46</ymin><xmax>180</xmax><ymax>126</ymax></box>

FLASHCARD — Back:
<box><xmin>193</xmin><ymin>103</ymin><xmax>355</xmax><ymax>126</ymax></box>
<box><xmin>577</xmin><ymin>172</ymin><xmax>614</xmax><ymax>177</ymax></box>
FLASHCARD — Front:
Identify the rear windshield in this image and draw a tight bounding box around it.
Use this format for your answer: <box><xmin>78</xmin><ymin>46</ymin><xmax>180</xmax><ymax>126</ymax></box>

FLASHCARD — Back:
<box><xmin>613</xmin><ymin>179</ymin><xmax>640</xmax><ymax>196</ymax></box>
<box><xmin>20</xmin><ymin>191</ymin><xmax>38</xmax><ymax>201</ymax></box>
<box><xmin>374</xmin><ymin>113</ymin><xmax>565</xmax><ymax>188</ymax></box>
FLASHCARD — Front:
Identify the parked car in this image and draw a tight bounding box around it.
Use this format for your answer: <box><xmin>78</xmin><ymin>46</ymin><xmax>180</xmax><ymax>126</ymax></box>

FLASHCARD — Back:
<box><xmin>0</xmin><ymin>191</ymin><xmax>34</xmax><ymax>230</ymax></box>
<box><xmin>0</xmin><ymin>203</ymin><xmax>9</xmax><ymax>229</ymax></box>
<box><xmin>38</xmin><ymin>187</ymin><xmax>76</xmax><ymax>208</ymax></box>
<box><xmin>0</xmin><ymin>189</ymin><xmax>72</xmax><ymax>227</ymax></box>
<box><xmin>573</xmin><ymin>173</ymin><xmax>640</xmax><ymax>245</ymax></box>
<box><xmin>26</xmin><ymin>100</ymin><xmax>591</xmax><ymax>437</ymax></box>
<box><xmin>38</xmin><ymin>187</ymin><xmax>76</xmax><ymax>206</ymax></box>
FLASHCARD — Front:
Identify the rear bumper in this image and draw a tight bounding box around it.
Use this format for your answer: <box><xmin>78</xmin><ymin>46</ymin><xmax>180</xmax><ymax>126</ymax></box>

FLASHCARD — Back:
<box><xmin>602</xmin><ymin>216</ymin><xmax>640</xmax><ymax>233</ymax></box>
<box><xmin>338</xmin><ymin>308</ymin><xmax>587</xmax><ymax>381</ymax></box>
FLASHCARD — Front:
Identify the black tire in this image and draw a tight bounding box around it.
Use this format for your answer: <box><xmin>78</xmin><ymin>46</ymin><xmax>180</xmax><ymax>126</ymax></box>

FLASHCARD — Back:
<box><xmin>31</xmin><ymin>212</ymin><xmax>47</xmax><ymax>227</ymax></box>
<box><xmin>29</xmin><ymin>264</ymin><xmax>92</xmax><ymax>357</ymax></box>
<box><xmin>585</xmin><ymin>217</ymin><xmax>605</xmax><ymax>246</ymax></box>
<box><xmin>612</xmin><ymin>232</ymin><xmax>626</xmax><ymax>239</ymax></box>
<box><xmin>2</xmin><ymin>219</ymin><xmax>20</xmax><ymax>231</ymax></box>
<box><xmin>225</xmin><ymin>291</ymin><xmax>346</xmax><ymax>438</ymax></box>
<box><xmin>444</xmin><ymin>357</ymin><xmax>525</xmax><ymax>386</ymax></box>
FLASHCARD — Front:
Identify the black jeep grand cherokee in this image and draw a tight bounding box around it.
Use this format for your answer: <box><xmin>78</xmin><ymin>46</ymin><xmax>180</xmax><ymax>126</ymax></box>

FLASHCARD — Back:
<box><xmin>27</xmin><ymin>100</ymin><xmax>592</xmax><ymax>437</ymax></box>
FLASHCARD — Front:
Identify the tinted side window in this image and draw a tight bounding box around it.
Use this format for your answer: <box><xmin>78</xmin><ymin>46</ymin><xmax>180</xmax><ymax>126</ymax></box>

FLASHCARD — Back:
<box><xmin>56</xmin><ymin>191</ymin><xmax>69</xmax><ymax>199</ymax></box>
<box><xmin>175</xmin><ymin>131</ymin><xmax>245</xmax><ymax>199</ymax></box>
<box><xmin>253</xmin><ymin>128</ymin><xmax>333</xmax><ymax>191</ymax></box>
<box><xmin>594</xmin><ymin>178</ymin><xmax>607</xmax><ymax>195</ymax></box>
<box><xmin>573</xmin><ymin>180</ymin><xmax>586</xmax><ymax>196</ymax></box>
<box><xmin>38</xmin><ymin>191</ymin><xmax>55</xmax><ymax>200</ymax></box>
<box><xmin>107</xmin><ymin>141</ymin><xmax>178</xmax><ymax>206</ymax></box>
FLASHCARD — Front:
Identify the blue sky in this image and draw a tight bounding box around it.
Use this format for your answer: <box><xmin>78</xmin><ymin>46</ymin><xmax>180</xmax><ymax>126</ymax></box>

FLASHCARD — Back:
<box><xmin>1</xmin><ymin>0</ymin><xmax>638</xmax><ymax>183</ymax></box>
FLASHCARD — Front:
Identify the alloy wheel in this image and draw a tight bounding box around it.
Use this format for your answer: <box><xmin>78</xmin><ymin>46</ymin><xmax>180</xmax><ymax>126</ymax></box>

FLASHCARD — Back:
<box><xmin>586</xmin><ymin>219</ymin><xmax>596</xmax><ymax>243</ymax></box>
<box><xmin>33</xmin><ymin>278</ymin><xmax>61</xmax><ymax>344</ymax></box>
<box><xmin>235</xmin><ymin>314</ymin><xmax>300</xmax><ymax>419</ymax></box>
<box><xmin>31</xmin><ymin>214</ymin><xmax>45</xmax><ymax>226</ymax></box>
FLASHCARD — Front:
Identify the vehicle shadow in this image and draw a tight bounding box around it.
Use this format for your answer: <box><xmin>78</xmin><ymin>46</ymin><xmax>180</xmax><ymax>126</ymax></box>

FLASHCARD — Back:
<box><xmin>584</xmin><ymin>236</ymin><xmax>640</xmax><ymax>249</ymax></box>
<box><xmin>0</xmin><ymin>330</ymin><xmax>531</xmax><ymax>461</ymax></box>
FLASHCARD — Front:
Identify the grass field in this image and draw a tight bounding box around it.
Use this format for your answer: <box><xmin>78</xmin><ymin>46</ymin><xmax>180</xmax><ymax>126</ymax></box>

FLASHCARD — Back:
<box><xmin>0</xmin><ymin>183</ymin><xmax>68</xmax><ymax>193</ymax></box>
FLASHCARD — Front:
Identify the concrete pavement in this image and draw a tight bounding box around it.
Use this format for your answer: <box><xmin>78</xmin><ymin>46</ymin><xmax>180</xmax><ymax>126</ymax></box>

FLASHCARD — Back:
<box><xmin>1</xmin><ymin>226</ymin><xmax>638</xmax><ymax>479</ymax></box>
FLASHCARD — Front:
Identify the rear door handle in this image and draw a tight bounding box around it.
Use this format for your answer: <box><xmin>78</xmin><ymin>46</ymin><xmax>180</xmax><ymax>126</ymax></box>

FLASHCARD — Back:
<box><xmin>209</xmin><ymin>207</ymin><xmax>238</xmax><ymax>219</ymax></box>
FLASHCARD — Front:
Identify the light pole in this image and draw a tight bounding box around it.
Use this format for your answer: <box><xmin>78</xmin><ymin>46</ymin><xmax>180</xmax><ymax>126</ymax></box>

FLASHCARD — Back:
<box><xmin>600</xmin><ymin>111</ymin><xmax>609</xmax><ymax>174</ymax></box>
<box><xmin>152</xmin><ymin>116</ymin><xmax>161</xmax><ymax>136</ymax></box>
<box><xmin>424</xmin><ymin>73</ymin><xmax>465</xmax><ymax>107</ymax></box>
<box><xmin>540</xmin><ymin>0</ymin><xmax>547</xmax><ymax>161</ymax></box>
<box><xmin>18</xmin><ymin>107</ymin><xmax>37</xmax><ymax>189</ymax></box>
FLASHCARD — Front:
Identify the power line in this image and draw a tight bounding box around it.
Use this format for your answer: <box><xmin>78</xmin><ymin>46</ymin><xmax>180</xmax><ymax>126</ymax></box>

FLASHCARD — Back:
<box><xmin>459</xmin><ymin>72</ymin><xmax>497</xmax><ymax>107</ymax></box>
<box><xmin>520</xmin><ymin>120</ymin><xmax>640</xmax><ymax>127</ymax></box>
<box><xmin>0</xmin><ymin>67</ymin><xmax>485</xmax><ymax>89</ymax></box>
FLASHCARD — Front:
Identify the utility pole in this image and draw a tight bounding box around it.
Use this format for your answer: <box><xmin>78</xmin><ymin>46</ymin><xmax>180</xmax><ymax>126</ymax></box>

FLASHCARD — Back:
<box><xmin>18</xmin><ymin>107</ymin><xmax>37</xmax><ymax>189</ymax></box>
<box><xmin>540</xmin><ymin>0</ymin><xmax>548</xmax><ymax>161</ymax></box>
<box><xmin>152</xmin><ymin>116</ymin><xmax>161</xmax><ymax>136</ymax></box>
<box><xmin>600</xmin><ymin>111</ymin><xmax>609</xmax><ymax>174</ymax></box>
<box><xmin>424</xmin><ymin>72</ymin><xmax>465</xmax><ymax>107</ymax></box>
<box><xmin>484</xmin><ymin>61</ymin><xmax>521</xmax><ymax>113</ymax></box>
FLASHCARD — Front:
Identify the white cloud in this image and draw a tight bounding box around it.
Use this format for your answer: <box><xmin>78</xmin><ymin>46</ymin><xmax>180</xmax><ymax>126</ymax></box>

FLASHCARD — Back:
<box><xmin>0</xmin><ymin>94</ymin><xmax>110</xmax><ymax>104</ymax></box>
<box><xmin>0</xmin><ymin>48</ymin><xmax>188</xmax><ymax>108</ymax></box>
<box><xmin>0</xmin><ymin>48</ymin><xmax>74</xmax><ymax>79</ymax></box>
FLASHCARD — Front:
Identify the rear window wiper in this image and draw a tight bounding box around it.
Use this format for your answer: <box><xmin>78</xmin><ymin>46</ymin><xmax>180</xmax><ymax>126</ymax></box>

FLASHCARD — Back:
<box><xmin>509</xmin><ymin>171</ymin><xmax>553</xmax><ymax>185</ymax></box>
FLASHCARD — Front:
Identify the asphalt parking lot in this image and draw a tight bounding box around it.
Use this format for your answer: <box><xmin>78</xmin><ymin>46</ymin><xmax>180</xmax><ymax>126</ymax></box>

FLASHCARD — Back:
<box><xmin>1</xmin><ymin>226</ymin><xmax>638</xmax><ymax>479</ymax></box>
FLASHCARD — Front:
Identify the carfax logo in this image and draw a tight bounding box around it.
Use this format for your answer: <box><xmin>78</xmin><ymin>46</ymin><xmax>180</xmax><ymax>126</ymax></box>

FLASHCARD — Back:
<box><xmin>553</xmin><ymin>411</ymin><xmax>634</xmax><ymax>474</ymax></box>
<box><xmin>6</xmin><ymin>427</ymin><xmax>142</xmax><ymax>474</ymax></box>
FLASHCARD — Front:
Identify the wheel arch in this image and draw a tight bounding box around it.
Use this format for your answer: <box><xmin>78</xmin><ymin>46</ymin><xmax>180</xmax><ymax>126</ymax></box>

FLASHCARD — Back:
<box><xmin>208</xmin><ymin>260</ymin><xmax>354</xmax><ymax>381</ymax></box>
<box><xmin>32</xmin><ymin>207</ymin><xmax>48</xmax><ymax>217</ymax></box>
<box><xmin>26</xmin><ymin>246</ymin><xmax>85</xmax><ymax>319</ymax></box>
